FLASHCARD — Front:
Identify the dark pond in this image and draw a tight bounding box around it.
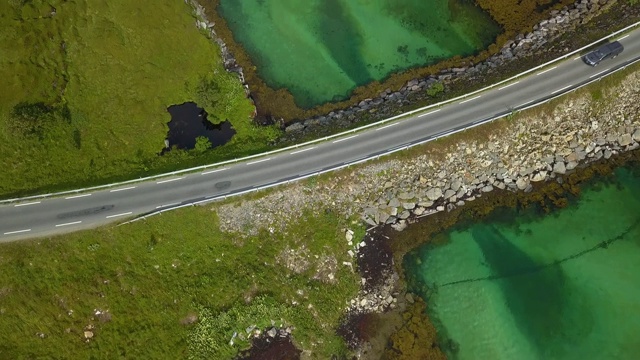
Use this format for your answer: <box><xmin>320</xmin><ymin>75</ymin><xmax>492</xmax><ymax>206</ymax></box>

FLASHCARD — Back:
<box><xmin>165</xmin><ymin>102</ymin><xmax>235</xmax><ymax>151</ymax></box>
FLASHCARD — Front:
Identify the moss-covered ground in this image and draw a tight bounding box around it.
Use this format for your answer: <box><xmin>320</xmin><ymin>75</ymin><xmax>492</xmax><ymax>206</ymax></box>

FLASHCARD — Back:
<box><xmin>0</xmin><ymin>0</ymin><xmax>280</xmax><ymax>199</ymax></box>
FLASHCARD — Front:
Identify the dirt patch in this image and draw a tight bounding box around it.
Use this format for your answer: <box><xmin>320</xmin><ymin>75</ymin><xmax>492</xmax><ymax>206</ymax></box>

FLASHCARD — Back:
<box><xmin>357</xmin><ymin>228</ymin><xmax>394</xmax><ymax>291</ymax></box>
<box><xmin>236</xmin><ymin>335</ymin><xmax>301</xmax><ymax>360</ymax></box>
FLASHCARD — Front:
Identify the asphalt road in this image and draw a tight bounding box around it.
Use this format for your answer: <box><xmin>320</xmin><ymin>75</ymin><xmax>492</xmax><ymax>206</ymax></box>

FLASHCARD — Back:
<box><xmin>2</xmin><ymin>30</ymin><xmax>639</xmax><ymax>242</ymax></box>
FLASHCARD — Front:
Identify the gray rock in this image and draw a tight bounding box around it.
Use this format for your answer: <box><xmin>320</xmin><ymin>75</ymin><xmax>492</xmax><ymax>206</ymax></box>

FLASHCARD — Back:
<box><xmin>425</xmin><ymin>188</ymin><xmax>443</xmax><ymax>201</ymax></box>
<box><xmin>531</xmin><ymin>171</ymin><xmax>547</xmax><ymax>182</ymax></box>
<box><xmin>398</xmin><ymin>191</ymin><xmax>414</xmax><ymax>200</ymax></box>
<box><xmin>456</xmin><ymin>200</ymin><xmax>466</xmax><ymax>207</ymax></box>
<box><xmin>633</xmin><ymin>129</ymin><xmax>640</xmax><ymax>143</ymax></box>
<box><xmin>399</xmin><ymin>210</ymin><xmax>411</xmax><ymax>219</ymax></box>
<box><xmin>443</xmin><ymin>189</ymin><xmax>456</xmax><ymax>199</ymax></box>
<box><xmin>450</xmin><ymin>179</ymin><xmax>462</xmax><ymax>192</ymax></box>
<box><xmin>418</xmin><ymin>200</ymin><xmax>434</xmax><ymax>208</ymax></box>
<box><xmin>566</xmin><ymin>161</ymin><xmax>578</xmax><ymax>170</ymax></box>
<box><xmin>516</xmin><ymin>177</ymin><xmax>529</xmax><ymax>190</ymax></box>
<box><xmin>267</xmin><ymin>328</ymin><xmax>277</xmax><ymax>338</ymax></box>
<box><xmin>285</xmin><ymin>122</ymin><xmax>305</xmax><ymax>133</ymax></box>
<box><xmin>619</xmin><ymin>134</ymin><xmax>633</xmax><ymax>147</ymax></box>
<box><xmin>604</xmin><ymin>149</ymin><xmax>612</xmax><ymax>159</ymax></box>
<box><xmin>402</xmin><ymin>202</ymin><xmax>416</xmax><ymax>210</ymax></box>
<box><xmin>553</xmin><ymin>161</ymin><xmax>566</xmax><ymax>175</ymax></box>
<box><xmin>387</xmin><ymin>198</ymin><xmax>400</xmax><ymax>208</ymax></box>
<box><xmin>481</xmin><ymin>185</ymin><xmax>494</xmax><ymax>193</ymax></box>
<box><xmin>413</xmin><ymin>207</ymin><xmax>425</xmax><ymax>216</ymax></box>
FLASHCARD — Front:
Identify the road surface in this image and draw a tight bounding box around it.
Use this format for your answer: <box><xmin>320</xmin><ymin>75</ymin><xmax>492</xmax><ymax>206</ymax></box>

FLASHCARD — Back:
<box><xmin>1</xmin><ymin>30</ymin><xmax>639</xmax><ymax>242</ymax></box>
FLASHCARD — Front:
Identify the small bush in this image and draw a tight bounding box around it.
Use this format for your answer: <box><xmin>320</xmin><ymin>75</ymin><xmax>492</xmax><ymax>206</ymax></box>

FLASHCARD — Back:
<box><xmin>426</xmin><ymin>82</ymin><xmax>445</xmax><ymax>97</ymax></box>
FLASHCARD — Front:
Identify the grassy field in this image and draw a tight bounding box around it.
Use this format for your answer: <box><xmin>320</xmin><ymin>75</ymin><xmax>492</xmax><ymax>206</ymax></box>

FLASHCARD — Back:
<box><xmin>0</xmin><ymin>0</ymin><xmax>279</xmax><ymax>199</ymax></box>
<box><xmin>0</xmin><ymin>205</ymin><xmax>362</xmax><ymax>359</ymax></box>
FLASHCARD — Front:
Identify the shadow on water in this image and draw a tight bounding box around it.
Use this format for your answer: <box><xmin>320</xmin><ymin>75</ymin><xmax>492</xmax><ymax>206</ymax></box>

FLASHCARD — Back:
<box><xmin>164</xmin><ymin>102</ymin><xmax>235</xmax><ymax>152</ymax></box>
<box><xmin>470</xmin><ymin>224</ymin><xmax>569</xmax><ymax>355</ymax></box>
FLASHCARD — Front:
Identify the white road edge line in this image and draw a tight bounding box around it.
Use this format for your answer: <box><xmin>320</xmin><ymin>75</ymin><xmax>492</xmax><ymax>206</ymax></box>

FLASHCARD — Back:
<box><xmin>106</xmin><ymin>212</ymin><xmax>133</xmax><ymax>219</ymax></box>
<box><xmin>573</xmin><ymin>56</ymin><xmax>581</xmax><ymax>61</ymax></box>
<box><xmin>418</xmin><ymin>109</ymin><xmax>441</xmax><ymax>117</ymax></box>
<box><xmin>536</xmin><ymin>66</ymin><xmax>557</xmax><ymax>76</ymax></box>
<box><xmin>498</xmin><ymin>81</ymin><xmax>520</xmax><ymax>90</ymax></box>
<box><xmin>65</xmin><ymin>193</ymin><xmax>91</xmax><ymax>200</ymax></box>
<box><xmin>55</xmin><ymin>221</ymin><xmax>82</xmax><ymax>227</ymax></box>
<box><xmin>589</xmin><ymin>68</ymin><xmax>610</xmax><ymax>78</ymax></box>
<box><xmin>156</xmin><ymin>177</ymin><xmax>183</xmax><ymax>184</ymax></box>
<box><xmin>156</xmin><ymin>203</ymin><xmax>179</xmax><ymax>209</ymax></box>
<box><xmin>333</xmin><ymin>135</ymin><xmax>358</xmax><ymax>144</ymax></box>
<box><xmin>618</xmin><ymin>34</ymin><xmax>629</xmax><ymax>40</ymax></box>
<box><xmin>110</xmin><ymin>186</ymin><xmax>136</xmax><ymax>193</ymax></box>
<box><xmin>14</xmin><ymin>201</ymin><xmax>41</xmax><ymax>207</ymax></box>
<box><xmin>551</xmin><ymin>85</ymin><xmax>573</xmax><ymax>95</ymax></box>
<box><xmin>247</xmin><ymin>158</ymin><xmax>272</xmax><ymax>165</ymax></box>
<box><xmin>4</xmin><ymin>229</ymin><xmax>31</xmax><ymax>235</ymax></box>
<box><xmin>201</xmin><ymin>168</ymin><xmax>228</xmax><ymax>175</ymax></box>
<box><xmin>516</xmin><ymin>102</ymin><xmax>530</xmax><ymax>108</ymax></box>
<box><xmin>459</xmin><ymin>96</ymin><xmax>481</xmax><ymax>105</ymax></box>
<box><xmin>290</xmin><ymin>147</ymin><xmax>316</xmax><ymax>155</ymax></box>
<box><xmin>376</xmin><ymin>123</ymin><xmax>397</xmax><ymax>131</ymax></box>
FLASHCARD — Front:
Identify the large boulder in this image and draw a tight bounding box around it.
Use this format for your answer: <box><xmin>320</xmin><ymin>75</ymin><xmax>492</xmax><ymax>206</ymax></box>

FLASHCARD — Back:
<box><xmin>618</xmin><ymin>134</ymin><xmax>633</xmax><ymax>147</ymax></box>
<box><xmin>553</xmin><ymin>161</ymin><xmax>566</xmax><ymax>175</ymax></box>
<box><xmin>516</xmin><ymin>177</ymin><xmax>529</xmax><ymax>190</ymax></box>
<box><xmin>425</xmin><ymin>187</ymin><xmax>443</xmax><ymax>201</ymax></box>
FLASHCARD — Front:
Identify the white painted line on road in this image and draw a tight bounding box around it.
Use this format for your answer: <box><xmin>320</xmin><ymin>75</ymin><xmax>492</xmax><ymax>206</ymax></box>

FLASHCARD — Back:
<box><xmin>618</xmin><ymin>34</ymin><xmax>629</xmax><ymax>40</ymax></box>
<box><xmin>55</xmin><ymin>221</ymin><xmax>82</xmax><ymax>228</ymax></box>
<box><xmin>333</xmin><ymin>135</ymin><xmax>358</xmax><ymax>144</ymax></box>
<box><xmin>247</xmin><ymin>158</ymin><xmax>272</xmax><ymax>165</ymax></box>
<box><xmin>589</xmin><ymin>68</ymin><xmax>610</xmax><ymax>78</ymax></box>
<box><xmin>4</xmin><ymin>229</ymin><xmax>31</xmax><ymax>235</ymax></box>
<box><xmin>459</xmin><ymin>96</ymin><xmax>481</xmax><ymax>105</ymax></box>
<box><xmin>574</xmin><ymin>56</ymin><xmax>581</xmax><ymax>61</ymax></box>
<box><xmin>156</xmin><ymin>203</ymin><xmax>179</xmax><ymax>209</ymax></box>
<box><xmin>551</xmin><ymin>85</ymin><xmax>573</xmax><ymax>95</ymax></box>
<box><xmin>418</xmin><ymin>109</ymin><xmax>441</xmax><ymax>117</ymax></box>
<box><xmin>14</xmin><ymin>201</ymin><xmax>41</xmax><ymax>207</ymax></box>
<box><xmin>290</xmin><ymin>147</ymin><xmax>316</xmax><ymax>155</ymax></box>
<box><xmin>65</xmin><ymin>193</ymin><xmax>92</xmax><ymax>200</ymax></box>
<box><xmin>376</xmin><ymin>123</ymin><xmax>398</xmax><ymax>131</ymax></box>
<box><xmin>498</xmin><ymin>81</ymin><xmax>519</xmax><ymax>90</ymax></box>
<box><xmin>536</xmin><ymin>66</ymin><xmax>557</xmax><ymax>76</ymax></box>
<box><xmin>110</xmin><ymin>186</ymin><xmax>136</xmax><ymax>193</ymax></box>
<box><xmin>201</xmin><ymin>168</ymin><xmax>228</xmax><ymax>175</ymax></box>
<box><xmin>106</xmin><ymin>212</ymin><xmax>132</xmax><ymax>219</ymax></box>
<box><xmin>156</xmin><ymin>177</ymin><xmax>183</xmax><ymax>184</ymax></box>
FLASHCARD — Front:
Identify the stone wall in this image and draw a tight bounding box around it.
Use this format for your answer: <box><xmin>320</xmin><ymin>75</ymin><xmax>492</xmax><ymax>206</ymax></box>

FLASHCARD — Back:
<box><xmin>284</xmin><ymin>0</ymin><xmax>617</xmax><ymax>135</ymax></box>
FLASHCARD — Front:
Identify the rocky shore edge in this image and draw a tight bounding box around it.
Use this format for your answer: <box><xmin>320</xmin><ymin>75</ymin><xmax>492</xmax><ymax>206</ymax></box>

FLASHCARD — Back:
<box><xmin>284</xmin><ymin>0</ymin><xmax>618</xmax><ymax>135</ymax></box>
<box><xmin>214</xmin><ymin>66</ymin><xmax>639</xmax><ymax>358</ymax></box>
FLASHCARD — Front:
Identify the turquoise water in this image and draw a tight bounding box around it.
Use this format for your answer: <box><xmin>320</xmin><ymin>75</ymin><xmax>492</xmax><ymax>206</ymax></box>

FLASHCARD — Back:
<box><xmin>406</xmin><ymin>164</ymin><xmax>640</xmax><ymax>359</ymax></box>
<box><xmin>218</xmin><ymin>0</ymin><xmax>501</xmax><ymax>108</ymax></box>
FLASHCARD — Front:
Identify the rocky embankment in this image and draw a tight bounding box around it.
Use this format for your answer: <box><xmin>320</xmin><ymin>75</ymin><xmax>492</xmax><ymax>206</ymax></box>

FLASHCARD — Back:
<box><xmin>285</xmin><ymin>0</ymin><xmax>617</xmax><ymax>135</ymax></box>
<box><xmin>215</xmin><ymin>69</ymin><xmax>640</xmax><ymax>314</ymax></box>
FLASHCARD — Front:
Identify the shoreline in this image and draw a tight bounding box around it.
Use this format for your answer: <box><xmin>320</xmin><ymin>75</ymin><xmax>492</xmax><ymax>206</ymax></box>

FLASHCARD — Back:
<box><xmin>192</xmin><ymin>0</ymin><xmax>633</xmax><ymax>126</ymax></box>
<box><xmin>213</xmin><ymin>64</ymin><xmax>640</xmax><ymax>357</ymax></box>
<box><xmin>365</xmin><ymin>148</ymin><xmax>640</xmax><ymax>359</ymax></box>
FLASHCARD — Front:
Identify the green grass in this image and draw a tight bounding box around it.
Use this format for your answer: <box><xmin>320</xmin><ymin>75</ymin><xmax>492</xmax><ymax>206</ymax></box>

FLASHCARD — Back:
<box><xmin>0</xmin><ymin>206</ymin><xmax>362</xmax><ymax>359</ymax></box>
<box><xmin>0</xmin><ymin>0</ymin><xmax>280</xmax><ymax>199</ymax></box>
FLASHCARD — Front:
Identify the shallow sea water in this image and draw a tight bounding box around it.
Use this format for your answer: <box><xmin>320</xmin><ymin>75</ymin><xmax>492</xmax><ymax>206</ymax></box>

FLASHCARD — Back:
<box><xmin>218</xmin><ymin>0</ymin><xmax>500</xmax><ymax>107</ymax></box>
<box><xmin>406</xmin><ymin>165</ymin><xmax>640</xmax><ymax>359</ymax></box>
